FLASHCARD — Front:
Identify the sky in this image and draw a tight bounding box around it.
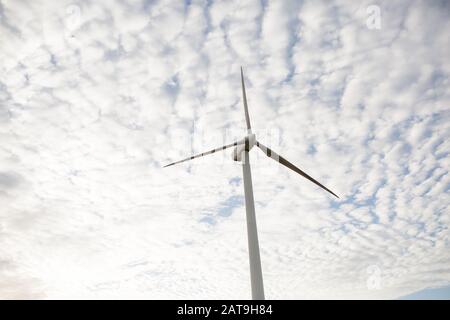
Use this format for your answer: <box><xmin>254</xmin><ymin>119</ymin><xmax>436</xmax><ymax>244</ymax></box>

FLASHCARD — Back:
<box><xmin>400</xmin><ymin>285</ymin><xmax>450</xmax><ymax>300</ymax></box>
<box><xmin>0</xmin><ymin>0</ymin><xmax>449</xmax><ymax>299</ymax></box>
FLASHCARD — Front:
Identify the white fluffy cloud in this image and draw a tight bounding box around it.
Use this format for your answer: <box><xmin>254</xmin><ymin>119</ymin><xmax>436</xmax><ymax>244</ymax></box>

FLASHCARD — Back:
<box><xmin>0</xmin><ymin>0</ymin><xmax>449</xmax><ymax>299</ymax></box>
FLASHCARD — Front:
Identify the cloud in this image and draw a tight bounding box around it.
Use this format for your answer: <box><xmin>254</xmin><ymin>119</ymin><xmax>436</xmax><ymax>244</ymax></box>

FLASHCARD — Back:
<box><xmin>0</xmin><ymin>0</ymin><xmax>449</xmax><ymax>299</ymax></box>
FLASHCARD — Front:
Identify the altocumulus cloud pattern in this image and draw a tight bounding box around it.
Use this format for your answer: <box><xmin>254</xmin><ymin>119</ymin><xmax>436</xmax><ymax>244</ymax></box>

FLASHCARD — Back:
<box><xmin>0</xmin><ymin>0</ymin><xmax>449</xmax><ymax>299</ymax></box>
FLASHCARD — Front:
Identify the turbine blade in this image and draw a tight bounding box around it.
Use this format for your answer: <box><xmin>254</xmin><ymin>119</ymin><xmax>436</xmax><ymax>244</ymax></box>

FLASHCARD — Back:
<box><xmin>163</xmin><ymin>140</ymin><xmax>244</xmax><ymax>168</ymax></box>
<box><xmin>256</xmin><ymin>141</ymin><xmax>339</xmax><ymax>198</ymax></box>
<box><xmin>241</xmin><ymin>66</ymin><xmax>251</xmax><ymax>131</ymax></box>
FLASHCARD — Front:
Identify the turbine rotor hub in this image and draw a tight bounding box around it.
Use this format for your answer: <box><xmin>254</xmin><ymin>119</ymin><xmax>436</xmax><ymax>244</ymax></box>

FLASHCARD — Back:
<box><xmin>232</xmin><ymin>133</ymin><xmax>256</xmax><ymax>161</ymax></box>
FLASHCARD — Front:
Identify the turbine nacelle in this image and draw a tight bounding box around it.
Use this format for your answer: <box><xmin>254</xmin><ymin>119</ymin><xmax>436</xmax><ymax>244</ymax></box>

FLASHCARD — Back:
<box><xmin>232</xmin><ymin>133</ymin><xmax>256</xmax><ymax>161</ymax></box>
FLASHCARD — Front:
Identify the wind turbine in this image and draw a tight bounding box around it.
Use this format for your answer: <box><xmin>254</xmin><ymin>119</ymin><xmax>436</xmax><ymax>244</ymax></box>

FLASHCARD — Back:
<box><xmin>164</xmin><ymin>67</ymin><xmax>339</xmax><ymax>300</ymax></box>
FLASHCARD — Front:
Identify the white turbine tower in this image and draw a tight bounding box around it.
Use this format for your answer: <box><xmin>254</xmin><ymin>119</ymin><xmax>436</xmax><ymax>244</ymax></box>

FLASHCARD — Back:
<box><xmin>164</xmin><ymin>67</ymin><xmax>339</xmax><ymax>300</ymax></box>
